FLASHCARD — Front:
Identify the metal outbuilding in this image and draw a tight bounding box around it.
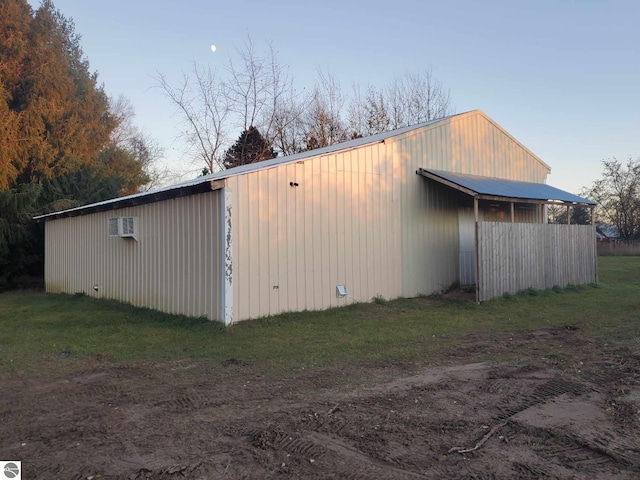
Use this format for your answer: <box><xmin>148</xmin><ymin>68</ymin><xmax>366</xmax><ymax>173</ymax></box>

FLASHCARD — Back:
<box><xmin>36</xmin><ymin>110</ymin><xmax>597</xmax><ymax>324</ymax></box>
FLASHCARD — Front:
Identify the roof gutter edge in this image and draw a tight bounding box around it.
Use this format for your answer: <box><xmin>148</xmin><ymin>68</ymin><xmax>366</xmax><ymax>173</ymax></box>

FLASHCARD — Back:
<box><xmin>34</xmin><ymin>180</ymin><xmax>223</xmax><ymax>221</ymax></box>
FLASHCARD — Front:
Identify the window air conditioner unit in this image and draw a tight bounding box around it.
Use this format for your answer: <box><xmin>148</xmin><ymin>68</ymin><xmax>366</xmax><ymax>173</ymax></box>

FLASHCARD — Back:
<box><xmin>108</xmin><ymin>217</ymin><xmax>138</xmax><ymax>240</ymax></box>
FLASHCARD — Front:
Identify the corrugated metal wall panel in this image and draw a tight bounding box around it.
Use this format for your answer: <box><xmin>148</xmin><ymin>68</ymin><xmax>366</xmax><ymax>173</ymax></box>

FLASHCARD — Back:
<box><xmin>44</xmin><ymin>111</ymin><xmax>556</xmax><ymax>323</ymax></box>
<box><xmin>444</xmin><ymin>112</ymin><xmax>549</xmax><ymax>182</ymax></box>
<box><xmin>396</xmin><ymin>133</ymin><xmax>458</xmax><ymax>297</ymax></box>
<box><xmin>230</xmin><ymin>142</ymin><xmax>403</xmax><ymax>321</ymax></box>
<box><xmin>44</xmin><ymin>191</ymin><xmax>223</xmax><ymax>320</ymax></box>
<box><xmin>458</xmin><ymin>208</ymin><xmax>476</xmax><ymax>285</ymax></box>
<box><xmin>393</xmin><ymin>111</ymin><xmax>551</xmax><ymax>298</ymax></box>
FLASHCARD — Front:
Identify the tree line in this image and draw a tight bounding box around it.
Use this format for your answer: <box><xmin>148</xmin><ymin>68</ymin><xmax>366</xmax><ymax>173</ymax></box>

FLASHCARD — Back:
<box><xmin>0</xmin><ymin>0</ymin><xmax>159</xmax><ymax>285</ymax></box>
<box><xmin>163</xmin><ymin>43</ymin><xmax>640</xmax><ymax>243</ymax></box>
<box><xmin>0</xmin><ymin>1</ymin><xmax>454</xmax><ymax>287</ymax></box>
<box><xmin>156</xmin><ymin>38</ymin><xmax>453</xmax><ymax>173</ymax></box>
<box><xmin>4</xmin><ymin>1</ymin><xmax>634</xmax><ymax>290</ymax></box>
<box><xmin>586</xmin><ymin>157</ymin><xmax>640</xmax><ymax>242</ymax></box>
<box><xmin>546</xmin><ymin>157</ymin><xmax>640</xmax><ymax>243</ymax></box>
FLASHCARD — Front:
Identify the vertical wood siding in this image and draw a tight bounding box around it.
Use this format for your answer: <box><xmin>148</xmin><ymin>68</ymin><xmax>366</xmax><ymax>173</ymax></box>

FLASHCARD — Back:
<box><xmin>45</xmin><ymin>191</ymin><xmax>222</xmax><ymax>320</ymax></box>
<box><xmin>477</xmin><ymin>222</ymin><xmax>597</xmax><ymax>301</ymax></box>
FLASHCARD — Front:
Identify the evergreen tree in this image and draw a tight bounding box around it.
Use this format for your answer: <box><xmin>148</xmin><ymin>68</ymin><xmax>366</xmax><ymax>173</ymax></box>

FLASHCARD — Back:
<box><xmin>0</xmin><ymin>0</ymin><xmax>33</xmax><ymax>188</ymax></box>
<box><xmin>17</xmin><ymin>0</ymin><xmax>116</xmax><ymax>184</ymax></box>
<box><xmin>0</xmin><ymin>0</ymin><xmax>155</xmax><ymax>285</ymax></box>
<box><xmin>223</xmin><ymin>126</ymin><xmax>276</xmax><ymax>169</ymax></box>
<box><xmin>0</xmin><ymin>183</ymin><xmax>42</xmax><ymax>284</ymax></box>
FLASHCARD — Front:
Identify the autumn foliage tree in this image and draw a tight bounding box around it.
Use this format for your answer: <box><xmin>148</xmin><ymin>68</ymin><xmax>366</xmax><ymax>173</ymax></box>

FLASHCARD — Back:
<box><xmin>0</xmin><ymin>0</ymin><xmax>155</xmax><ymax>285</ymax></box>
<box><xmin>1</xmin><ymin>0</ymin><xmax>114</xmax><ymax>186</ymax></box>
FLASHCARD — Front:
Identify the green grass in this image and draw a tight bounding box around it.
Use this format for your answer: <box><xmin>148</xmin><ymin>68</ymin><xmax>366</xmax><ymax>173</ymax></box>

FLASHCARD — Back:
<box><xmin>1</xmin><ymin>257</ymin><xmax>639</xmax><ymax>378</ymax></box>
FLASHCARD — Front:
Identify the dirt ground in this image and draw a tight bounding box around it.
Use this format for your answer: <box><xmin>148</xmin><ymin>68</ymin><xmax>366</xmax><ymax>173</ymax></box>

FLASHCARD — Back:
<box><xmin>2</xmin><ymin>326</ymin><xmax>640</xmax><ymax>479</ymax></box>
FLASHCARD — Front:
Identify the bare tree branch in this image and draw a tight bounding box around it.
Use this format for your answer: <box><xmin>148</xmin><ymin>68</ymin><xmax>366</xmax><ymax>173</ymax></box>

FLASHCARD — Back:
<box><xmin>155</xmin><ymin>40</ymin><xmax>454</xmax><ymax>172</ymax></box>
<box><xmin>156</xmin><ymin>37</ymin><xmax>304</xmax><ymax>171</ymax></box>
<box><xmin>304</xmin><ymin>70</ymin><xmax>349</xmax><ymax>150</ymax></box>
<box><xmin>108</xmin><ymin>95</ymin><xmax>167</xmax><ymax>191</ymax></box>
<box><xmin>155</xmin><ymin>66</ymin><xmax>230</xmax><ymax>173</ymax></box>
<box><xmin>586</xmin><ymin>157</ymin><xmax>640</xmax><ymax>241</ymax></box>
<box><xmin>347</xmin><ymin>68</ymin><xmax>453</xmax><ymax>137</ymax></box>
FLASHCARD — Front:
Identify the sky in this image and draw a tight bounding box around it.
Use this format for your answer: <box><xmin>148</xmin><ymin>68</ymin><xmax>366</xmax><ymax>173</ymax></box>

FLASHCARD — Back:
<box><xmin>27</xmin><ymin>0</ymin><xmax>639</xmax><ymax>195</ymax></box>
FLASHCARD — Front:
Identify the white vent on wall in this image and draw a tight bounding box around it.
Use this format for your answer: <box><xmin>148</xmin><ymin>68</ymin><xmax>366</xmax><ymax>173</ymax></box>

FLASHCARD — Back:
<box><xmin>108</xmin><ymin>217</ymin><xmax>138</xmax><ymax>240</ymax></box>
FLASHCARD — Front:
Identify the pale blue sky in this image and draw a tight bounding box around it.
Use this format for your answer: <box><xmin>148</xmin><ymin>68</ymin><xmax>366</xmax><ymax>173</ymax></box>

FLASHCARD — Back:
<box><xmin>28</xmin><ymin>0</ymin><xmax>638</xmax><ymax>194</ymax></box>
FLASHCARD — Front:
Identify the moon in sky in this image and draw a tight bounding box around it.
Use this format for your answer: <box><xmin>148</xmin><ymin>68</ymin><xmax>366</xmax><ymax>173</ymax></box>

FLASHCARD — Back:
<box><xmin>210</xmin><ymin>44</ymin><xmax>217</xmax><ymax>53</ymax></box>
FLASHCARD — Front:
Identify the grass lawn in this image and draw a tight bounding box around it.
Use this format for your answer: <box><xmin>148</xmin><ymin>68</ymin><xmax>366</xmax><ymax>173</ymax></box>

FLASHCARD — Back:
<box><xmin>0</xmin><ymin>257</ymin><xmax>639</xmax><ymax>379</ymax></box>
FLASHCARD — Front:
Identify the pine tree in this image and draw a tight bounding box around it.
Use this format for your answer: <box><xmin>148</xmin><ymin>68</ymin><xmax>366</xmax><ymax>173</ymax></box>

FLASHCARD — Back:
<box><xmin>17</xmin><ymin>0</ymin><xmax>116</xmax><ymax>184</ymax></box>
<box><xmin>0</xmin><ymin>183</ymin><xmax>42</xmax><ymax>284</ymax></box>
<box><xmin>223</xmin><ymin>126</ymin><xmax>276</xmax><ymax>169</ymax></box>
<box><xmin>0</xmin><ymin>0</ymin><xmax>33</xmax><ymax>189</ymax></box>
<box><xmin>0</xmin><ymin>0</ymin><xmax>154</xmax><ymax>285</ymax></box>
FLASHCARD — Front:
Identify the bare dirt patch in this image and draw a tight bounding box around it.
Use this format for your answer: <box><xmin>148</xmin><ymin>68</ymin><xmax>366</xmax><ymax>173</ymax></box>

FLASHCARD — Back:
<box><xmin>2</xmin><ymin>327</ymin><xmax>640</xmax><ymax>479</ymax></box>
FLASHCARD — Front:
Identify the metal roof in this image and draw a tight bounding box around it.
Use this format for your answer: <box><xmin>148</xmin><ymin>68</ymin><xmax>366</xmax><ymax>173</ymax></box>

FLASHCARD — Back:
<box><xmin>418</xmin><ymin>169</ymin><xmax>596</xmax><ymax>205</ymax></box>
<box><xmin>35</xmin><ymin>110</ymin><xmax>560</xmax><ymax>220</ymax></box>
<box><xmin>35</xmin><ymin>113</ymin><xmax>464</xmax><ymax>220</ymax></box>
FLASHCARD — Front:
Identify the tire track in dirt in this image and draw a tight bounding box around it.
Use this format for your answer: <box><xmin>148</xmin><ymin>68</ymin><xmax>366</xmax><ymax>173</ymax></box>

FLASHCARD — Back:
<box><xmin>152</xmin><ymin>392</ymin><xmax>218</xmax><ymax>412</ymax></box>
<box><xmin>242</xmin><ymin>425</ymin><xmax>431</xmax><ymax>480</ymax></box>
<box><xmin>3</xmin><ymin>331</ymin><xmax>640</xmax><ymax>479</ymax></box>
<box><xmin>306</xmin><ymin>431</ymin><xmax>431</xmax><ymax>479</ymax></box>
<box><xmin>493</xmin><ymin>375</ymin><xmax>640</xmax><ymax>476</ymax></box>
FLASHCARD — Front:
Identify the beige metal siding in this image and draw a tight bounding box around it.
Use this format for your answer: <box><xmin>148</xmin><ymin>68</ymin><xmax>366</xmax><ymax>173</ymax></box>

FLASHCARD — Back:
<box><xmin>477</xmin><ymin>222</ymin><xmax>597</xmax><ymax>301</ymax></box>
<box><xmin>229</xmin><ymin>110</ymin><xmax>555</xmax><ymax>318</ymax></box>
<box><xmin>393</xmin><ymin>110</ymin><xmax>551</xmax><ymax>297</ymax></box>
<box><xmin>229</xmin><ymin>142</ymin><xmax>403</xmax><ymax>321</ymax></box>
<box><xmin>459</xmin><ymin>207</ymin><xmax>476</xmax><ymax>285</ymax></box>
<box><xmin>398</xmin><ymin>172</ymin><xmax>461</xmax><ymax>296</ymax></box>
<box><xmin>392</xmin><ymin>111</ymin><xmax>549</xmax><ymax>183</ymax></box>
<box><xmin>43</xmin><ymin>110</ymin><xmax>559</xmax><ymax>323</ymax></box>
<box><xmin>45</xmin><ymin>191</ymin><xmax>223</xmax><ymax>320</ymax></box>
